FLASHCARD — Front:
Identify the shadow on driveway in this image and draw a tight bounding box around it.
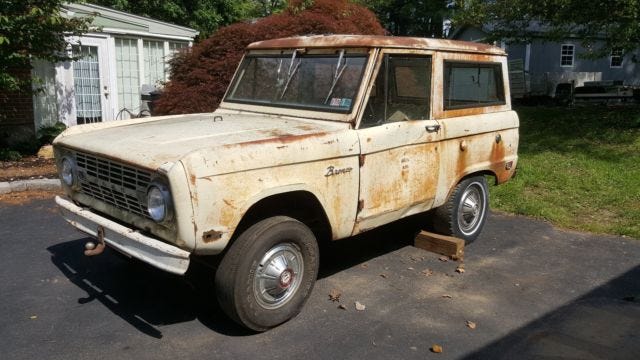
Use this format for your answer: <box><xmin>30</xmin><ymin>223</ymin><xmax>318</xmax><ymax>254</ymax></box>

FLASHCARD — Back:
<box><xmin>464</xmin><ymin>264</ymin><xmax>640</xmax><ymax>359</ymax></box>
<box><xmin>46</xmin><ymin>215</ymin><xmax>422</xmax><ymax>339</ymax></box>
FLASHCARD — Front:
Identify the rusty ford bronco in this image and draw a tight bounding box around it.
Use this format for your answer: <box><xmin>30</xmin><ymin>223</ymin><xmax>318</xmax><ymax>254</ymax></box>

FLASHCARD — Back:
<box><xmin>54</xmin><ymin>35</ymin><xmax>519</xmax><ymax>331</ymax></box>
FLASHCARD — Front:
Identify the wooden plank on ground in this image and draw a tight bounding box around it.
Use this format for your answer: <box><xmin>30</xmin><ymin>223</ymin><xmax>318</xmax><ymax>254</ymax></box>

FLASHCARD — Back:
<box><xmin>414</xmin><ymin>230</ymin><xmax>464</xmax><ymax>260</ymax></box>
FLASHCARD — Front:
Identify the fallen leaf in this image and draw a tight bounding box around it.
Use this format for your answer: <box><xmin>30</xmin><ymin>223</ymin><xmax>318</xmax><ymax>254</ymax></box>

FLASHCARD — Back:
<box><xmin>361</xmin><ymin>263</ymin><xmax>369</xmax><ymax>268</ymax></box>
<box><xmin>407</xmin><ymin>267</ymin><xmax>414</xmax><ymax>271</ymax></box>
<box><xmin>338</xmin><ymin>304</ymin><xmax>347</xmax><ymax>310</ymax></box>
<box><xmin>441</xmin><ymin>294</ymin><xmax>453</xmax><ymax>299</ymax></box>
<box><xmin>329</xmin><ymin>289</ymin><xmax>341</xmax><ymax>302</ymax></box>
<box><xmin>438</xmin><ymin>256</ymin><xmax>449</xmax><ymax>262</ymax></box>
<box><xmin>379</xmin><ymin>273</ymin><xmax>388</xmax><ymax>278</ymax></box>
<box><xmin>455</xmin><ymin>265</ymin><xmax>465</xmax><ymax>273</ymax></box>
<box><xmin>466</xmin><ymin>320</ymin><xmax>476</xmax><ymax>329</ymax></box>
<box><xmin>355</xmin><ymin>301</ymin><xmax>366</xmax><ymax>311</ymax></box>
<box><xmin>421</xmin><ymin>269</ymin><xmax>434</xmax><ymax>276</ymax></box>
<box><xmin>431</xmin><ymin>344</ymin><xmax>443</xmax><ymax>353</ymax></box>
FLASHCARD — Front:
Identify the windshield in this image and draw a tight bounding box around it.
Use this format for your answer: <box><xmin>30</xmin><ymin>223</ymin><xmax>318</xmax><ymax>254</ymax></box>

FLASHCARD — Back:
<box><xmin>225</xmin><ymin>51</ymin><xmax>368</xmax><ymax>113</ymax></box>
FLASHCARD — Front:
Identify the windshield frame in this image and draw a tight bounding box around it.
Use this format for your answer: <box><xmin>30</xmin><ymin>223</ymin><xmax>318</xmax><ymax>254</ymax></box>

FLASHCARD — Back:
<box><xmin>220</xmin><ymin>48</ymin><xmax>374</xmax><ymax>122</ymax></box>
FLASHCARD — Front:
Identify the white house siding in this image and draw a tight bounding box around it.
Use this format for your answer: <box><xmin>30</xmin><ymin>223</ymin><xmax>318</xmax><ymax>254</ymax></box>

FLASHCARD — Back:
<box><xmin>31</xmin><ymin>3</ymin><xmax>198</xmax><ymax>128</ymax></box>
<box><xmin>523</xmin><ymin>41</ymin><xmax>640</xmax><ymax>96</ymax></box>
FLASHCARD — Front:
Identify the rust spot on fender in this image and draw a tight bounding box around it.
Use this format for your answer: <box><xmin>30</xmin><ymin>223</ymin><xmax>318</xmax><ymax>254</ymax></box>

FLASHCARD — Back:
<box><xmin>296</xmin><ymin>124</ymin><xmax>316</xmax><ymax>131</ymax></box>
<box><xmin>490</xmin><ymin>138</ymin><xmax>506</xmax><ymax>164</ymax></box>
<box><xmin>203</xmin><ymin>229</ymin><xmax>223</xmax><ymax>243</ymax></box>
<box><xmin>456</xmin><ymin>143</ymin><xmax>469</xmax><ymax>178</ymax></box>
<box><xmin>189</xmin><ymin>174</ymin><xmax>196</xmax><ymax>186</ymax></box>
<box><xmin>224</xmin><ymin>132</ymin><xmax>329</xmax><ymax>148</ymax></box>
<box><xmin>223</xmin><ymin>199</ymin><xmax>237</xmax><ymax>209</ymax></box>
<box><xmin>489</xmin><ymin>136</ymin><xmax>513</xmax><ymax>183</ymax></box>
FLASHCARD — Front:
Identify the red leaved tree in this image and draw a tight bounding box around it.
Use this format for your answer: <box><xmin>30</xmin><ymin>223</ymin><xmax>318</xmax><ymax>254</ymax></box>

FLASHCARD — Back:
<box><xmin>154</xmin><ymin>0</ymin><xmax>386</xmax><ymax>115</ymax></box>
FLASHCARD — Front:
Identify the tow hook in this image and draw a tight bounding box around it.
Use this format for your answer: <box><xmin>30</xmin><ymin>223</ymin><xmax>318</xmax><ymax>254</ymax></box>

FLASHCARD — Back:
<box><xmin>84</xmin><ymin>226</ymin><xmax>106</xmax><ymax>256</ymax></box>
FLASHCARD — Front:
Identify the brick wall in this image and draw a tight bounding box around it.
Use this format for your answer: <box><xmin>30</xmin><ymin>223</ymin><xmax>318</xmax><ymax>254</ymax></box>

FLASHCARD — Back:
<box><xmin>0</xmin><ymin>67</ymin><xmax>35</xmax><ymax>147</ymax></box>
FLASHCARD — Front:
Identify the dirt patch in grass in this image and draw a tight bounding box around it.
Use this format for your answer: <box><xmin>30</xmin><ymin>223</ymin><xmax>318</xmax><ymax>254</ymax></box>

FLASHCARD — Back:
<box><xmin>0</xmin><ymin>157</ymin><xmax>57</xmax><ymax>182</ymax></box>
<box><xmin>0</xmin><ymin>190</ymin><xmax>61</xmax><ymax>205</ymax></box>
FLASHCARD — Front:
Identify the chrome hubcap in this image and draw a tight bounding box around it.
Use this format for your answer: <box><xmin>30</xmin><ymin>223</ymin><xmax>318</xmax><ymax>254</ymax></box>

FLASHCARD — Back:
<box><xmin>457</xmin><ymin>183</ymin><xmax>485</xmax><ymax>236</ymax></box>
<box><xmin>253</xmin><ymin>243</ymin><xmax>303</xmax><ymax>309</ymax></box>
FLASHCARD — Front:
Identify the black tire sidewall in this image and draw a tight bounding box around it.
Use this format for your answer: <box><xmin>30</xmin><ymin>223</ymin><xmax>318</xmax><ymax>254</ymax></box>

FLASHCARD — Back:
<box><xmin>451</xmin><ymin>177</ymin><xmax>489</xmax><ymax>243</ymax></box>
<box><xmin>222</xmin><ymin>217</ymin><xmax>319</xmax><ymax>331</ymax></box>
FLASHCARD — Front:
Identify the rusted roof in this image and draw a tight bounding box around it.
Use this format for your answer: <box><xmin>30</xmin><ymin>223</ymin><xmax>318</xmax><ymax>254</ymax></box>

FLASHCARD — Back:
<box><xmin>247</xmin><ymin>35</ymin><xmax>505</xmax><ymax>55</ymax></box>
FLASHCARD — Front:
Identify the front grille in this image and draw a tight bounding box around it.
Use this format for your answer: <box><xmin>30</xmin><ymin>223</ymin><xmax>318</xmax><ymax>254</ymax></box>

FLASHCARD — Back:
<box><xmin>75</xmin><ymin>152</ymin><xmax>152</xmax><ymax>219</ymax></box>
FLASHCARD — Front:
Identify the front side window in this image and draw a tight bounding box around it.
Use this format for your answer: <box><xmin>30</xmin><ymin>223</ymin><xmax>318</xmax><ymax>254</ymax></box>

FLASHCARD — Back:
<box><xmin>360</xmin><ymin>55</ymin><xmax>432</xmax><ymax>128</ymax></box>
<box><xmin>443</xmin><ymin>62</ymin><xmax>504</xmax><ymax>110</ymax></box>
<box><xmin>561</xmin><ymin>44</ymin><xmax>575</xmax><ymax>67</ymax></box>
<box><xmin>225</xmin><ymin>51</ymin><xmax>367</xmax><ymax>113</ymax></box>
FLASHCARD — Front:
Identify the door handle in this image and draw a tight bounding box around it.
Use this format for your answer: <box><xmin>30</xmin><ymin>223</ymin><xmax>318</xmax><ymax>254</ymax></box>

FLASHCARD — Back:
<box><xmin>425</xmin><ymin>124</ymin><xmax>441</xmax><ymax>133</ymax></box>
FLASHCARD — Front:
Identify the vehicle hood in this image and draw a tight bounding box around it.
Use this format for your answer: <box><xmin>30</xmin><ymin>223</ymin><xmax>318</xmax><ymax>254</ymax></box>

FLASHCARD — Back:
<box><xmin>54</xmin><ymin>112</ymin><xmax>352</xmax><ymax>170</ymax></box>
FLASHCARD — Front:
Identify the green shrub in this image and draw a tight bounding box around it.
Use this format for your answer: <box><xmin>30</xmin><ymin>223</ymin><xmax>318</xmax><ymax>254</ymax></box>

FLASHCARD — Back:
<box><xmin>0</xmin><ymin>148</ymin><xmax>22</xmax><ymax>161</ymax></box>
<box><xmin>37</xmin><ymin>122</ymin><xmax>67</xmax><ymax>145</ymax></box>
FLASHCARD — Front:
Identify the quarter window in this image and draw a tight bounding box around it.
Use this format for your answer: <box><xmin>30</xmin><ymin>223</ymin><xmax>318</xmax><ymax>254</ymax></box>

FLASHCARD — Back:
<box><xmin>561</xmin><ymin>44</ymin><xmax>575</xmax><ymax>67</ymax></box>
<box><xmin>443</xmin><ymin>62</ymin><xmax>504</xmax><ymax>110</ymax></box>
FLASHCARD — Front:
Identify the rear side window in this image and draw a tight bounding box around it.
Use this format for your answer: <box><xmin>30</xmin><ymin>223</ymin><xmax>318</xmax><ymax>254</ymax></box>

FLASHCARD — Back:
<box><xmin>444</xmin><ymin>62</ymin><xmax>505</xmax><ymax>110</ymax></box>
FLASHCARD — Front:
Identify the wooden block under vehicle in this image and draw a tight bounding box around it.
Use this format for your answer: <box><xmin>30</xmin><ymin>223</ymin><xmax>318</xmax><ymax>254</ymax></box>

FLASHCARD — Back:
<box><xmin>414</xmin><ymin>231</ymin><xmax>465</xmax><ymax>260</ymax></box>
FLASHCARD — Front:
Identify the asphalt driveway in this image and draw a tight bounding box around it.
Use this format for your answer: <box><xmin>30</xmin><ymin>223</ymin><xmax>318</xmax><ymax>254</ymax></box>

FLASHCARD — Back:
<box><xmin>1</xmin><ymin>194</ymin><xmax>638</xmax><ymax>360</ymax></box>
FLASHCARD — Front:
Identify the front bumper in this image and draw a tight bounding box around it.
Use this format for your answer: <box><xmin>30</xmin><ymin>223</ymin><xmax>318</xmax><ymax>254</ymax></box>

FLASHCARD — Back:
<box><xmin>56</xmin><ymin>196</ymin><xmax>191</xmax><ymax>275</ymax></box>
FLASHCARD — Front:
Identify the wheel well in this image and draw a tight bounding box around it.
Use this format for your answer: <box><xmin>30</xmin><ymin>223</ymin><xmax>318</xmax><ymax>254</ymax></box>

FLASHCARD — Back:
<box><xmin>469</xmin><ymin>170</ymin><xmax>497</xmax><ymax>185</ymax></box>
<box><xmin>444</xmin><ymin>171</ymin><xmax>496</xmax><ymax>202</ymax></box>
<box><xmin>231</xmin><ymin>191</ymin><xmax>332</xmax><ymax>245</ymax></box>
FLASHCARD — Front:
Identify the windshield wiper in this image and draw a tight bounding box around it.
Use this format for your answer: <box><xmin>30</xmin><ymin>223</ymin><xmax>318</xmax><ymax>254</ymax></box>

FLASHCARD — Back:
<box><xmin>279</xmin><ymin>50</ymin><xmax>302</xmax><ymax>99</ymax></box>
<box><xmin>324</xmin><ymin>50</ymin><xmax>348</xmax><ymax>104</ymax></box>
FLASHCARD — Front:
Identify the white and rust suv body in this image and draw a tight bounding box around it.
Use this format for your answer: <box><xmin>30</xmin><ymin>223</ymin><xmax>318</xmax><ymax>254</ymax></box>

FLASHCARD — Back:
<box><xmin>54</xmin><ymin>35</ymin><xmax>519</xmax><ymax>330</ymax></box>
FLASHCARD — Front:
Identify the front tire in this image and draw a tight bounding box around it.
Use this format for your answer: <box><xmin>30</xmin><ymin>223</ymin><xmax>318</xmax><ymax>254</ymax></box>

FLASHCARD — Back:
<box><xmin>215</xmin><ymin>216</ymin><xmax>319</xmax><ymax>331</ymax></box>
<box><xmin>432</xmin><ymin>176</ymin><xmax>489</xmax><ymax>244</ymax></box>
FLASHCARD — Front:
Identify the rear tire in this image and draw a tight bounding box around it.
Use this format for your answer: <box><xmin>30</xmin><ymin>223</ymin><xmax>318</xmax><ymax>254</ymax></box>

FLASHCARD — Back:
<box><xmin>215</xmin><ymin>216</ymin><xmax>319</xmax><ymax>331</ymax></box>
<box><xmin>432</xmin><ymin>176</ymin><xmax>489</xmax><ymax>244</ymax></box>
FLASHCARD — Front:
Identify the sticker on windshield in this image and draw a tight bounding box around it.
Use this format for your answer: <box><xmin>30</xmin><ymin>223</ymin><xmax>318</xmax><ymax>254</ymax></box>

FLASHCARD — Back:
<box><xmin>329</xmin><ymin>98</ymin><xmax>352</xmax><ymax>108</ymax></box>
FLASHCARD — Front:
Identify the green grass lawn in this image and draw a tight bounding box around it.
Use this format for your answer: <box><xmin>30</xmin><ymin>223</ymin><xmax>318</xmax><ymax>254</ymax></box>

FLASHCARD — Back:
<box><xmin>490</xmin><ymin>105</ymin><xmax>640</xmax><ymax>239</ymax></box>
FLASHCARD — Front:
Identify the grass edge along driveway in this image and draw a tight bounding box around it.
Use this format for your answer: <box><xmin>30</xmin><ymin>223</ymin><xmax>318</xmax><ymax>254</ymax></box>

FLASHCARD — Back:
<box><xmin>490</xmin><ymin>105</ymin><xmax>640</xmax><ymax>239</ymax></box>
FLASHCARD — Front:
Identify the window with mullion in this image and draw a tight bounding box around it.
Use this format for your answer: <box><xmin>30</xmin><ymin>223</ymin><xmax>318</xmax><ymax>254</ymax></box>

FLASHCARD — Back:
<box><xmin>560</xmin><ymin>44</ymin><xmax>574</xmax><ymax>67</ymax></box>
<box><xmin>144</xmin><ymin>40</ymin><xmax>165</xmax><ymax>86</ymax></box>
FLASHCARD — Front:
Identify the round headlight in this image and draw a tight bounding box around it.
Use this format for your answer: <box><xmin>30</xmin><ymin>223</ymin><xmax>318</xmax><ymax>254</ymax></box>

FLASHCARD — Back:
<box><xmin>147</xmin><ymin>185</ymin><xmax>169</xmax><ymax>222</ymax></box>
<box><xmin>61</xmin><ymin>157</ymin><xmax>75</xmax><ymax>186</ymax></box>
